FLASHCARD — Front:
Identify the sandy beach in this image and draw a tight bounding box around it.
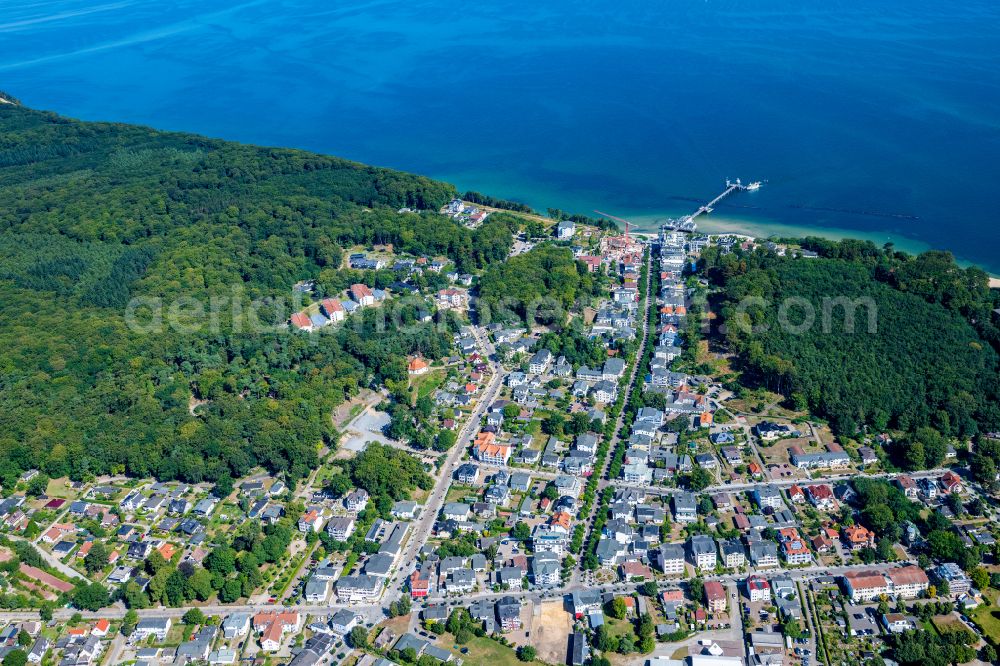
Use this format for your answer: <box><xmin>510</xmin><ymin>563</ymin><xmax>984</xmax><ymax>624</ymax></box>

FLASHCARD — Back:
<box><xmin>627</xmin><ymin>212</ymin><xmax>935</xmax><ymax>258</ymax></box>
<box><xmin>627</xmin><ymin>211</ymin><xmax>1000</xmax><ymax>277</ymax></box>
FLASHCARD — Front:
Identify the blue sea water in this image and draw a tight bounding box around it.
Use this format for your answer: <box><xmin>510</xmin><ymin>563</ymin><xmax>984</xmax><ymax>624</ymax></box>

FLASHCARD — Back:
<box><xmin>2</xmin><ymin>0</ymin><xmax>999</xmax><ymax>271</ymax></box>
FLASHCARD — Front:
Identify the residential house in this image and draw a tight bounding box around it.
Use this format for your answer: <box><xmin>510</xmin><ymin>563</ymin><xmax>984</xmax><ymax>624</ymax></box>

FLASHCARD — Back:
<box><xmin>407</xmin><ymin>358</ymin><xmax>430</xmax><ymax>375</ymax></box>
<box><xmin>442</xmin><ymin>503</ymin><xmax>471</xmax><ymax>521</ymax></box>
<box><xmin>895</xmin><ymin>475</ymin><xmax>918</xmax><ymax>499</ymax></box>
<box><xmin>747</xmin><ymin>575</ymin><xmax>771</xmax><ymax>602</ymax></box>
<box><xmin>753</xmin><ymin>485</ymin><xmax>784</xmax><ymax>510</ymax></box>
<box><xmin>304</xmin><ymin>577</ymin><xmax>331</xmax><ymax>603</ymax></box>
<box><xmin>754</xmin><ymin>422</ymin><xmax>799</xmax><ymax>441</ymax></box>
<box><xmin>409</xmin><ymin>570</ymin><xmax>431</xmax><ymax>600</ymax></box>
<box><xmin>689</xmin><ymin>535</ymin><xmax>717</xmax><ymax>571</ymax></box>
<box><xmin>350</xmin><ymin>283</ymin><xmax>374</xmax><ymax>306</ymax></box>
<box><xmin>603</xmin><ymin>358</ymin><xmax>626</xmax><ymax>381</ymax></box>
<box><xmin>254</xmin><ymin>611</ymin><xmax>302</xmax><ymax>652</ymax></box>
<box><xmin>656</xmin><ymin>543</ymin><xmax>686</xmax><ymax>576</ymax></box>
<box><xmin>326</xmin><ymin>516</ymin><xmax>356</xmax><ymax>541</ymax></box>
<box><xmin>556</xmin><ymin>219</ymin><xmax>575</xmax><ymax>239</ymax></box>
<box><xmin>473</xmin><ymin>432</ymin><xmax>511</xmax><ymax>466</ymax></box>
<box><xmin>455</xmin><ymin>464</ymin><xmax>481</xmax><ymax>485</ymax></box>
<box><xmin>789</xmin><ymin>443</ymin><xmax>851</xmax><ymax>470</ymax></box>
<box><xmin>447</xmin><ymin>569</ymin><xmax>476</xmax><ymax>593</ymax></box>
<box><xmin>222</xmin><ymin>614</ymin><xmax>251</xmax><ymax>639</ymax></box>
<box><xmin>673</xmin><ymin>492</ymin><xmax>697</xmax><ymax>523</ymax></box>
<box><xmin>320</xmin><ymin>298</ymin><xmax>345</xmax><ymax>322</ymax></box>
<box><xmin>781</xmin><ymin>532</ymin><xmax>812</xmax><ymax>565</ymax></box>
<box><xmin>933</xmin><ymin>563</ymin><xmax>971</xmax><ymax>597</ymax></box>
<box><xmin>27</xmin><ymin>637</ymin><xmax>50</xmax><ymax>664</ymax></box>
<box><xmin>326</xmin><ymin>610</ymin><xmax>358</xmax><ymax>637</ymax></box>
<box><xmin>298</xmin><ymin>509</ymin><xmax>324</xmax><ymax>533</ymax></box>
<box><xmin>436</xmin><ymin>288</ymin><xmax>467</xmax><ymax>310</ymax></box>
<box><xmin>133</xmin><ymin>618</ymin><xmax>172</xmax><ymax>642</ymax></box>
<box><xmin>704</xmin><ymin>581</ymin><xmax>727</xmax><ymax>613</ymax></box>
<box><xmin>510</xmin><ymin>472</ymin><xmax>532</xmax><ymax>492</ymax></box>
<box><xmin>391</xmin><ymin>501</ymin><xmax>418</xmax><ymax>519</ymax></box>
<box><xmin>528</xmin><ymin>349</ymin><xmax>553</xmax><ymax>375</ymax></box>
<box><xmin>842</xmin><ymin>525</ymin><xmax>876</xmax><ymax>552</ymax></box>
<box><xmin>709</xmin><ymin>493</ymin><xmax>732</xmax><ymax>512</ymax></box>
<box><xmin>940</xmin><ymin>471</ymin><xmax>963</xmax><ymax>494</ymax></box>
<box><xmin>805</xmin><ymin>484</ymin><xmax>836</xmax><ymax>511</ymax></box>
<box><xmin>532</xmin><ymin>552</ymin><xmax>561</xmax><ymax>587</ymax></box>
<box><xmin>532</xmin><ymin>524</ymin><xmax>569</xmax><ymax>555</ymax></box>
<box><xmin>749</xmin><ymin>541</ymin><xmax>779</xmax><ymax>569</ymax></box>
<box><xmin>335</xmin><ymin>575</ymin><xmax>382</xmax><ymax>602</ymax></box>
<box><xmin>496</xmin><ymin>596</ymin><xmax>522</xmax><ymax>631</ymax></box>
<box><xmin>882</xmin><ymin>613</ymin><xmax>916</xmax><ymax>634</ymax></box>
<box><xmin>345</xmin><ymin>489</ymin><xmax>369</xmax><ymax>512</ymax></box>
<box><xmin>719</xmin><ymin>539</ymin><xmax>746</xmax><ymax>569</ymax></box>
<box><xmin>620</xmin><ymin>561</ymin><xmax>654</xmax><ymax>581</ymax></box>
<box><xmin>571</xmin><ymin>590</ymin><xmax>603</xmax><ymax>619</ymax></box>
<box><xmin>592</xmin><ymin>380</ymin><xmax>618</xmax><ymax>404</ymax></box>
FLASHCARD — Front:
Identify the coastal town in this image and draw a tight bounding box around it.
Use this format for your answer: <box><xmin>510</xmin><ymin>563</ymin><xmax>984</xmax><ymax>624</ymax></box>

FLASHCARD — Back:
<box><xmin>0</xmin><ymin>198</ymin><xmax>997</xmax><ymax>666</ymax></box>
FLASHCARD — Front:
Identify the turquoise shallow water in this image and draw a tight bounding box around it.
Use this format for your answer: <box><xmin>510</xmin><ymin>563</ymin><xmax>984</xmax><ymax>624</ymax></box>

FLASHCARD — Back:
<box><xmin>2</xmin><ymin>0</ymin><xmax>999</xmax><ymax>271</ymax></box>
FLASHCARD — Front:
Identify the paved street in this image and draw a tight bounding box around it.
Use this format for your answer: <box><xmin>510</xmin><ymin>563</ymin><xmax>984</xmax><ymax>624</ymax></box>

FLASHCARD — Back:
<box><xmin>572</xmin><ymin>247</ymin><xmax>653</xmax><ymax>586</ymax></box>
<box><xmin>378</xmin><ymin>322</ymin><xmax>504</xmax><ymax>613</ymax></box>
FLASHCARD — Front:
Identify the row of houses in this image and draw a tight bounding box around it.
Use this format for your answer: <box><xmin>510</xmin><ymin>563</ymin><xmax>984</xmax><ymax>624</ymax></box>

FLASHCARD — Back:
<box><xmin>290</xmin><ymin>284</ymin><xmax>386</xmax><ymax>331</ymax></box>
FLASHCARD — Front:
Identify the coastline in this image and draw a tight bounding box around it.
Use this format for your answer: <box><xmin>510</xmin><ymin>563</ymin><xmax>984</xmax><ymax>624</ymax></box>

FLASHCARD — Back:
<box><xmin>622</xmin><ymin>211</ymin><xmax>1000</xmax><ymax>277</ymax></box>
<box><xmin>626</xmin><ymin>212</ymin><xmax>934</xmax><ymax>256</ymax></box>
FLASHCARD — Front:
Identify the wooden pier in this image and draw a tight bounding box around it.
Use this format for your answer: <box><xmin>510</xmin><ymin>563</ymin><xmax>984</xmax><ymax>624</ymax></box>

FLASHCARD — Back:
<box><xmin>664</xmin><ymin>178</ymin><xmax>761</xmax><ymax>231</ymax></box>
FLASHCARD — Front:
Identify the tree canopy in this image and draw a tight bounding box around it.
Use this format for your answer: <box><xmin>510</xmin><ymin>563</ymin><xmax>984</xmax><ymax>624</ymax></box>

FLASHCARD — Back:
<box><xmin>0</xmin><ymin>103</ymin><xmax>497</xmax><ymax>486</ymax></box>
<box><xmin>704</xmin><ymin>245</ymin><xmax>1000</xmax><ymax>437</ymax></box>
<box><xmin>477</xmin><ymin>245</ymin><xmax>600</xmax><ymax>325</ymax></box>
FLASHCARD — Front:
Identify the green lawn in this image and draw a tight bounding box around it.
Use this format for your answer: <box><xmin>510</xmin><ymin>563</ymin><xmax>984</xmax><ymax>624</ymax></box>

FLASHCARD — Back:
<box><xmin>445</xmin><ymin>486</ymin><xmax>478</xmax><ymax>504</ymax></box>
<box><xmin>433</xmin><ymin>635</ymin><xmax>539</xmax><ymax>666</ymax></box>
<box><xmin>412</xmin><ymin>369</ymin><xmax>447</xmax><ymax>400</ymax></box>
<box><xmin>605</xmin><ymin>616</ymin><xmax>637</xmax><ymax>641</ymax></box>
<box><xmin>931</xmin><ymin>614</ymin><xmax>968</xmax><ymax>636</ymax></box>
<box><xmin>968</xmin><ymin>588</ymin><xmax>1000</xmax><ymax>642</ymax></box>
<box><xmin>45</xmin><ymin>477</ymin><xmax>78</xmax><ymax>499</ymax></box>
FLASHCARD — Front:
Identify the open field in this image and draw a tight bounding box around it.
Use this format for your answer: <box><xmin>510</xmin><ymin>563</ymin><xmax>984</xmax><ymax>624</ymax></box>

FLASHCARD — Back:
<box><xmin>411</xmin><ymin>368</ymin><xmax>447</xmax><ymax>401</ymax></box>
<box><xmin>377</xmin><ymin>613</ymin><xmax>411</xmax><ymax>641</ymax></box>
<box><xmin>45</xmin><ymin>477</ymin><xmax>78</xmax><ymax>498</ymax></box>
<box><xmin>605</xmin><ymin>616</ymin><xmax>637</xmax><ymax>641</ymax></box>
<box><xmin>932</xmin><ymin>613</ymin><xmax>972</xmax><ymax>637</ymax></box>
<box><xmin>968</xmin><ymin>589</ymin><xmax>1000</xmax><ymax>642</ymax></box>
<box><xmin>433</xmin><ymin>634</ymin><xmax>541</xmax><ymax>666</ymax></box>
<box><xmin>530</xmin><ymin>599</ymin><xmax>572</xmax><ymax>664</ymax></box>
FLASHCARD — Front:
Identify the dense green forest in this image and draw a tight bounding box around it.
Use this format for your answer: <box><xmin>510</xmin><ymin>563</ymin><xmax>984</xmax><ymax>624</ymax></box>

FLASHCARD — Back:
<box><xmin>0</xmin><ymin>104</ymin><xmax>505</xmax><ymax>488</ymax></box>
<box><xmin>477</xmin><ymin>245</ymin><xmax>603</xmax><ymax>324</ymax></box>
<box><xmin>701</xmin><ymin>241</ymin><xmax>1000</xmax><ymax>438</ymax></box>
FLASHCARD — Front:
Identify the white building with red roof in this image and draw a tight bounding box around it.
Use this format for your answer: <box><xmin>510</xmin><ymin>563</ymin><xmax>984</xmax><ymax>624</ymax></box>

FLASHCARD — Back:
<box><xmin>253</xmin><ymin>612</ymin><xmax>301</xmax><ymax>652</ymax></box>
<box><xmin>350</xmin><ymin>283</ymin><xmax>374</xmax><ymax>306</ymax></box>
<box><xmin>290</xmin><ymin>311</ymin><xmax>312</xmax><ymax>331</ymax></box>
<box><xmin>843</xmin><ymin>571</ymin><xmax>890</xmax><ymax>602</ymax></box>
<box><xmin>746</xmin><ymin>575</ymin><xmax>771</xmax><ymax>602</ymax></box>
<box><xmin>805</xmin><ymin>484</ymin><xmax>836</xmax><ymax>511</ymax></box>
<box><xmin>319</xmin><ymin>298</ymin><xmax>345</xmax><ymax>322</ymax></box>
<box><xmin>887</xmin><ymin>565</ymin><xmax>930</xmax><ymax>598</ymax></box>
